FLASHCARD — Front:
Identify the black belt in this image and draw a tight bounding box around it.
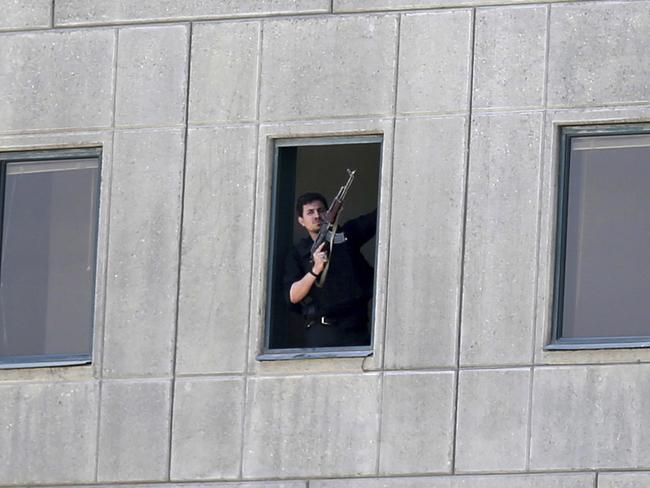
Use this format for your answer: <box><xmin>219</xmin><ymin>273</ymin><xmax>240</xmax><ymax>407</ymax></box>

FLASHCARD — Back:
<box><xmin>306</xmin><ymin>316</ymin><xmax>334</xmax><ymax>327</ymax></box>
<box><xmin>306</xmin><ymin>312</ymin><xmax>364</xmax><ymax>328</ymax></box>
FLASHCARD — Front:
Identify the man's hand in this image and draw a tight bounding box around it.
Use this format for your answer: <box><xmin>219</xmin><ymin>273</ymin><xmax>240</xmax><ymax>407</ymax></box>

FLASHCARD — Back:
<box><xmin>312</xmin><ymin>242</ymin><xmax>328</xmax><ymax>276</ymax></box>
<box><xmin>289</xmin><ymin>242</ymin><xmax>328</xmax><ymax>304</ymax></box>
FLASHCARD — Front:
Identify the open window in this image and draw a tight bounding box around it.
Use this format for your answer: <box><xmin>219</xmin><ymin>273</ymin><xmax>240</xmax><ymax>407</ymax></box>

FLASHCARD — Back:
<box><xmin>550</xmin><ymin>124</ymin><xmax>650</xmax><ymax>349</ymax></box>
<box><xmin>0</xmin><ymin>148</ymin><xmax>101</xmax><ymax>368</ymax></box>
<box><xmin>261</xmin><ymin>136</ymin><xmax>381</xmax><ymax>360</ymax></box>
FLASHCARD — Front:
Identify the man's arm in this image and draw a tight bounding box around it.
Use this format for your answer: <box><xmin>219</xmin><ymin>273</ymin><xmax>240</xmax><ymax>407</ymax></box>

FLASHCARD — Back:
<box><xmin>344</xmin><ymin>208</ymin><xmax>377</xmax><ymax>246</ymax></box>
<box><xmin>289</xmin><ymin>242</ymin><xmax>327</xmax><ymax>304</ymax></box>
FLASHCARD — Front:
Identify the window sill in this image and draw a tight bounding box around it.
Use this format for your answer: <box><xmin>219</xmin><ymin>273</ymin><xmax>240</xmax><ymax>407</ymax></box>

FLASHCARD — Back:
<box><xmin>257</xmin><ymin>347</ymin><xmax>372</xmax><ymax>361</ymax></box>
<box><xmin>0</xmin><ymin>354</ymin><xmax>91</xmax><ymax>370</ymax></box>
<box><xmin>545</xmin><ymin>339</ymin><xmax>650</xmax><ymax>351</ymax></box>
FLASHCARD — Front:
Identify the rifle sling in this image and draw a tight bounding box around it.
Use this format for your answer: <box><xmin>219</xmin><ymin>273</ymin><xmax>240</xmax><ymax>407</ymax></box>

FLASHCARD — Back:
<box><xmin>315</xmin><ymin>220</ymin><xmax>338</xmax><ymax>288</ymax></box>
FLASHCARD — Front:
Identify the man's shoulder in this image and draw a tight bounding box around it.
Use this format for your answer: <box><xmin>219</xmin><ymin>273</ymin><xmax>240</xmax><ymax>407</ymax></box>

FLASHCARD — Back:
<box><xmin>284</xmin><ymin>237</ymin><xmax>311</xmax><ymax>280</ymax></box>
<box><xmin>341</xmin><ymin>209</ymin><xmax>377</xmax><ymax>234</ymax></box>
<box><xmin>343</xmin><ymin>209</ymin><xmax>377</xmax><ymax>225</ymax></box>
<box><xmin>293</xmin><ymin>237</ymin><xmax>313</xmax><ymax>258</ymax></box>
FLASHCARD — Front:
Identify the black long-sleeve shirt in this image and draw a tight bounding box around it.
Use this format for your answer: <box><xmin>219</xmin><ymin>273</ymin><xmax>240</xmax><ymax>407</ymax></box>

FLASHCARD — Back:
<box><xmin>283</xmin><ymin>209</ymin><xmax>377</xmax><ymax>318</ymax></box>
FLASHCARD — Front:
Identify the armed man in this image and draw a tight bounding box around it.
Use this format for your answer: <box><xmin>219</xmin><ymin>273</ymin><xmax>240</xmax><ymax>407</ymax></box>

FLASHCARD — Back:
<box><xmin>283</xmin><ymin>171</ymin><xmax>377</xmax><ymax>348</ymax></box>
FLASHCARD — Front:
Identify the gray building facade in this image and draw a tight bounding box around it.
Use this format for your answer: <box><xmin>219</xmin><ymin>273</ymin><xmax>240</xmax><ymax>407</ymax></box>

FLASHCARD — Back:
<box><xmin>2</xmin><ymin>0</ymin><xmax>650</xmax><ymax>487</ymax></box>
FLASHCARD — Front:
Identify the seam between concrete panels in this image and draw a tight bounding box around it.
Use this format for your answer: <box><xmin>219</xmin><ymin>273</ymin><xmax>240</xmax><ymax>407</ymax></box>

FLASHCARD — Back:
<box><xmin>547</xmin><ymin>100</ymin><xmax>650</xmax><ymax>111</ymax></box>
<box><xmin>193</xmin><ymin>116</ymin><xmax>395</xmax><ymax>131</ymax></box>
<box><xmin>374</xmin><ymin>11</ymin><xmax>402</xmax><ymax>474</ymax></box>
<box><xmin>373</xmin><ymin>11</ymin><xmax>401</xmax><ymax>372</ymax></box>
<box><xmin>0</xmin><ymin>470</ymin><xmax>610</xmax><ymax>487</ymax></box>
<box><xmin>246</xmin><ymin>17</ymin><xmax>264</xmax><ymax>378</ymax></box>
<box><xmin>166</xmin><ymin>21</ymin><xmax>193</xmax><ymax>481</ymax></box>
<box><xmin>259</xmin><ymin>111</ymin><xmax>402</xmax><ymax>124</ymax></box>
<box><xmin>542</xmin><ymin>3</ymin><xmax>551</xmax><ymax>109</ymax></box>
<box><xmin>0</xmin><ymin>109</ymin><xmax>591</xmax><ymax>138</ymax></box>
<box><xmin>92</xmin><ymin>135</ymin><xmax>116</xmax><ymax>482</ymax></box>
<box><xmin>3</xmin><ymin>2</ymin><xmax>638</xmax><ymax>33</ymax></box>
<box><xmin>527</xmin><ymin>95</ymin><xmax>549</xmax><ymax>471</ymax></box>
<box><xmin>7</xmin><ymin>360</ymin><xmax>650</xmax><ymax>385</ymax></box>
<box><xmin>46</xmin><ymin>1</ymin><xmax>587</xmax><ymax>28</ymax></box>
<box><xmin>332</xmin><ymin>0</ymin><xmax>595</xmax><ymax>14</ymax></box>
<box><xmin>239</xmin><ymin>19</ymin><xmax>265</xmax><ymax>481</ymax></box>
<box><xmin>110</xmin><ymin>29</ymin><xmax>120</xmax><ymax>129</ymax></box>
<box><xmin>93</xmin><ymin>375</ymin><xmax>103</xmax><ymax>481</ymax></box>
<box><xmin>112</xmin><ymin>122</ymin><xmax>188</xmax><ymax>130</ymax></box>
<box><xmin>0</xmin><ymin>468</ymin><xmax>632</xmax><ymax>487</ymax></box>
<box><xmin>386</xmin><ymin>109</ymin><xmax>474</xmax><ymax>118</ymax></box>
<box><xmin>50</xmin><ymin>0</ymin><xmax>55</xmax><ymax>28</ymax></box>
<box><xmin>525</xmin><ymin>365</ymin><xmax>535</xmax><ymax>470</ymax></box>
<box><xmin>471</xmin><ymin>103</ymin><xmax>545</xmax><ymax>112</ymax></box>
<box><xmin>375</xmin><ymin>370</ymin><xmax>386</xmax><ymax>474</ymax></box>
<box><xmin>0</xmin><ymin>125</ymin><xmax>185</xmax><ymax>137</ymax></box>
<box><xmin>451</xmin><ymin>6</ymin><xmax>477</xmax><ymax>475</ymax></box>
<box><xmin>49</xmin><ymin>10</ymin><xmax>393</xmax><ymax>30</ymax></box>
<box><xmin>93</xmin><ymin>26</ymin><xmax>121</xmax><ymax>481</ymax></box>
<box><xmin>529</xmin><ymin>4</ymin><xmax>552</xmax><ymax>459</ymax></box>
<box><xmin>50</xmin><ymin>10</ymin><xmax>332</xmax><ymax>29</ymax></box>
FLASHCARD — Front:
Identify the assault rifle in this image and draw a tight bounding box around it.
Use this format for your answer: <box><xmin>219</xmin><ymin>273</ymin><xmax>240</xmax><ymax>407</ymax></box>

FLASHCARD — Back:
<box><xmin>311</xmin><ymin>169</ymin><xmax>356</xmax><ymax>287</ymax></box>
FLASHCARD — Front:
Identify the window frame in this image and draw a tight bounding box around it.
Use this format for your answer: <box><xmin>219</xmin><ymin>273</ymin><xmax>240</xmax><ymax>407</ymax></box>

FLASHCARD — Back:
<box><xmin>258</xmin><ymin>135</ymin><xmax>382</xmax><ymax>361</ymax></box>
<box><xmin>548</xmin><ymin>123</ymin><xmax>650</xmax><ymax>350</ymax></box>
<box><xmin>0</xmin><ymin>147</ymin><xmax>102</xmax><ymax>369</ymax></box>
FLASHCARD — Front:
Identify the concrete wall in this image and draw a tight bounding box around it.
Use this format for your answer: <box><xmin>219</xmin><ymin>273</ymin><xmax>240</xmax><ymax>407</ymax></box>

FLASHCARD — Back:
<box><xmin>2</xmin><ymin>0</ymin><xmax>650</xmax><ymax>486</ymax></box>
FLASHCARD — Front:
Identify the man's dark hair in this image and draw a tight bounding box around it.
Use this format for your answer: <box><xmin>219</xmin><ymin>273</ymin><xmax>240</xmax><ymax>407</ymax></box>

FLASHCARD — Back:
<box><xmin>295</xmin><ymin>192</ymin><xmax>328</xmax><ymax>217</ymax></box>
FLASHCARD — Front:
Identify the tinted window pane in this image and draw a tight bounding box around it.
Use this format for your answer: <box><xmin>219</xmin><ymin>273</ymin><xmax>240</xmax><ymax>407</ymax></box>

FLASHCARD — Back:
<box><xmin>561</xmin><ymin>133</ymin><xmax>650</xmax><ymax>339</ymax></box>
<box><xmin>0</xmin><ymin>159</ymin><xmax>99</xmax><ymax>359</ymax></box>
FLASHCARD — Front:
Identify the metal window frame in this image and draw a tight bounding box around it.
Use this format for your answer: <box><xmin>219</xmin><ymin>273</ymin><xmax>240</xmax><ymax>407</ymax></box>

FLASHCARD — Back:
<box><xmin>259</xmin><ymin>135</ymin><xmax>382</xmax><ymax>361</ymax></box>
<box><xmin>0</xmin><ymin>147</ymin><xmax>102</xmax><ymax>368</ymax></box>
<box><xmin>547</xmin><ymin>123</ymin><xmax>650</xmax><ymax>351</ymax></box>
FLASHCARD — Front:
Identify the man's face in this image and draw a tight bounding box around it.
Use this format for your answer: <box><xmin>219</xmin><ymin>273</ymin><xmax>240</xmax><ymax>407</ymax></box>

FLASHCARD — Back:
<box><xmin>298</xmin><ymin>200</ymin><xmax>326</xmax><ymax>234</ymax></box>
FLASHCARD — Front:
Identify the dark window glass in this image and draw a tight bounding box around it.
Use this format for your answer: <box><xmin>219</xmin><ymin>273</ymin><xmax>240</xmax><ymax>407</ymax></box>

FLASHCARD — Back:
<box><xmin>553</xmin><ymin>127</ymin><xmax>650</xmax><ymax>347</ymax></box>
<box><xmin>0</xmin><ymin>151</ymin><xmax>100</xmax><ymax>366</ymax></box>
<box><xmin>261</xmin><ymin>137</ymin><xmax>381</xmax><ymax>360</ymax></box>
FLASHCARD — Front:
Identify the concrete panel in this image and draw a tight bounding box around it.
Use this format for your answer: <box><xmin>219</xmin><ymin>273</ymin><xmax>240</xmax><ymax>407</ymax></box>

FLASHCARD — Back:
<box><xmin>313</xmin><ymin>473</ymin><xmax>594</xmax><ymax>488</ymax></box>
<box><xmin>548</xmin><ymin>2</ymin><xmax>650</xmax><ymax>108</ymax></box>
<box><xmin>259</xmin><ymin>15</ymin><xmax>398</xmax><ymax>121</ymax></box>
<box><xmin>176</xmin><ymin>126</ymin><xmax>257</xmax><ymax>374</ymax></box>
<box><xmin>171</xmin><ymin>377</ymin><xmax>245</xmax><ymax>480</ymax></box>
<box><xmin>473</xmin><ymin>6</ymin><xmax>547</xmax><ymax>110</ymax></box>
<box><xmin>599</xmin><ymin>472</ymin><xmax>650</xmax><ymax>488</ymax></box>
<box><xmin>189</xmin><ymin>21</ymin><xmax>260</xmax><ymax>125</ymax></box>
<box><xmin>97</xmin><ymin>380</ymin><xmax>171</xmax><ymax>481</ymax></box>
<box><xmin>396</xmin><ymin>11</ymin><xmax>472</xmax><ymax>115</ymax></box>
<box><xmin>379</xmin><ymin>372</ymin><xmax>455</xmax><ymax>474</ymax></box>
<box><xmin>115</xmin><ymin>25</ymin><xmax>188</xmax><ymax>127</ymax></box>
<box><xmin>103</xmin><ymin>129</ymin><xmax>184</xmax><ymax>377</ymax></box>
<box><xmin>243</xmin><ymin>373</ymin><xmax>380</xmax><ymax>478</ymax></box>
<box><xmin>455</xmin><ymin>369</ymin><xmax>530</xmax><ymax>472</ymax></box>
<box><xmin>0</xmin><ymin>0</ymin><xmax>51</xmax><ymax>31</ymax></box>
<box><xmin>55</xmin><ymin>0</ymin><xmax>329</xmax><ymax>25</ymax></box>
<box><xmin>460</xmin><ymin>112</ymin><xmax>542</xmax><ymax>366</ymax></box>
<box><xmin>531</xmin><ymin>364</ymin><xmax>650</xmax><ymax>470</ymax></box>
<box><xmin>384</xmin><ymin>116</ymin><xmax>466</xmax><ymax>369</ymax></box>
<box><xmin>334</xmin><ymin>0</ymin><xmax>574</xmax><ymax>11</ymax></box>
<box><xmin>0</xmin><ymin>381</ymin><xmax>98</xmax><ymax>484</ymax></box>
<box><xmin>0</xmin><ymin>30</ymin><xmax>115</xmax><ymax>133</ymax></box>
